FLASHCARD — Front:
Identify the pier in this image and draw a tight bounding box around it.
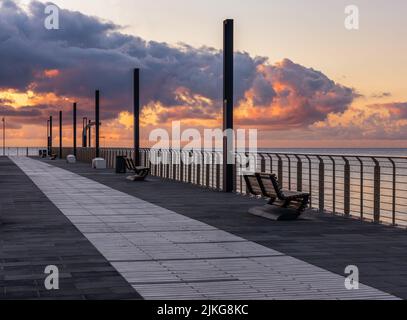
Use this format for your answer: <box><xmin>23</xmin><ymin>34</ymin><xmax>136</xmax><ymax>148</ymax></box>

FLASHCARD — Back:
<box><xmin>1</xmin><ymin>154</ymin><xmax>406</xmax><ymax>299</ymax></box>
<box><xmin>1</xmin><ymin>14</ymin><xmax>406</xmax><ymax>301</ymax></box>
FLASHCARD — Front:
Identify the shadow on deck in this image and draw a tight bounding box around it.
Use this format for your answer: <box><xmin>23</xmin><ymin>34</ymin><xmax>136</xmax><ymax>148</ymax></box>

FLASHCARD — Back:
<box><xmin>43</xmin><ymin>158</ymin><xmax>407</xmax><ymax>299</ymax></box>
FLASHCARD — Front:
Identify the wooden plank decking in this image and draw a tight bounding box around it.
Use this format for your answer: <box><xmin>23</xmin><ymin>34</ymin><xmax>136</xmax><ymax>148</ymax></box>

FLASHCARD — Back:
<box><xmin>0</xmin><ymin>156</ymin><xmax>140</xmax><ymax>300</ymax></box>
<box><xmin>3</xmin><ymin>156</ymin><xmax>405</xmax><ymax>300</ymax></box>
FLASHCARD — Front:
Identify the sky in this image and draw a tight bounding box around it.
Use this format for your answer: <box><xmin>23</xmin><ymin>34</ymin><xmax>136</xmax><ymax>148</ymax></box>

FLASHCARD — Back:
<box><xmin>1</xmin><ymin>0</ymin><xmax>407</xmax><ymax>147</ymax></box>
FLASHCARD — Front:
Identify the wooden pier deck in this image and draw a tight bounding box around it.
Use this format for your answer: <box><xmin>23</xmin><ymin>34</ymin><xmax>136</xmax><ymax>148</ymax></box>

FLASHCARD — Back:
<box><xmin>1</xmin><ymin>156</ymin><xmax>407</xmax><ymax>299</ymax></box>
<box><xmin>0</xmin><ymin>156</ymin><xmax>140</xmax><ymax>300</ymax></box>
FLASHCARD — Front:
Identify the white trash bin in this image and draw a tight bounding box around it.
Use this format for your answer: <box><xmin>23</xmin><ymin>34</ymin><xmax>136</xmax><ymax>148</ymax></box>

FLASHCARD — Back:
<box><xmin>66</xmin><ymin>155</ymin><xmax>76</xmax><ymax>164</ymax></box>
<box><xmin>92</xmin><ymin>158</ymin><xmax>107</xmax><ymax>169</ymax></box>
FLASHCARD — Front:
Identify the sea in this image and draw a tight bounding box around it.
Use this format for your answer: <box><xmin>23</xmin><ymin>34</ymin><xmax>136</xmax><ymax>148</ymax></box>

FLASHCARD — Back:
<box><xmin>258</xmin><ymin>148</ymin><xmax>407</xmax><ymax>157</ymax></box>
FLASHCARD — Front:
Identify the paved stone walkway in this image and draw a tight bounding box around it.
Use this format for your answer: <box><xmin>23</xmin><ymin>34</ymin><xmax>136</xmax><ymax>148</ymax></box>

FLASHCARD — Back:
<box><xmin>11</xmin><ymin>157</ymin><xmax>397</xmax><ymax>300</ymax></box>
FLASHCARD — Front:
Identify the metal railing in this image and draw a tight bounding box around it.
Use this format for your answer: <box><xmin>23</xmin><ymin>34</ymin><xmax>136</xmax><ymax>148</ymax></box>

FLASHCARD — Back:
<box><xmin>249</xmin><ymin>152</ymin><xmax>407</xmax><ymax>228</ymax></box>
<box><xmin>1</xmin><ymin>147</ymin><xmax>46</xmax><ymax>157</ymax></box>
<box><xmin>52</xmin><ymin>147</ymin><xmax>407</xmax><ymax>228</ymax></box>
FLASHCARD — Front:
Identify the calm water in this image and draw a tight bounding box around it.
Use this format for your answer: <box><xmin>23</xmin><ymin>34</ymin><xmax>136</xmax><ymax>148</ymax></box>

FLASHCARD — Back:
<box><xmin>259</xmin><ymin>148</ymin><xmax>407</xmax><ymax>157</ymax></box>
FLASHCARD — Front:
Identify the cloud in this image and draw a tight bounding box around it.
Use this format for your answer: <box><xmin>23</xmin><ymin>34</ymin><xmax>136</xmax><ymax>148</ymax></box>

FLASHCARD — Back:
<box><xmin>0</xmin><ymin>1</ymin><xmax>263</xmax><ymax>116</ymax></box>
<box><xmin>0</xmin><ymin>97</ymin><xmax>13</xmax><ymax>104</ymax></box>
<box><xmin>371</xmin><ymin>92</ymin><xmax>392</xmax><ymax>99</ymax></box>
<box><xmin>235</xmin><ymin>59</ymin><xmax>358</xmax><ymax>129</ymax></box>
<box><xmin>0</xmin><ymin>1</ymin><xmax>357</xmax><ymax>126</ymax></box>
<box><xmin>2</xmin><ymin>0</ymin><xmax>404</xmax><ymax>145</ymax></box>
<box><xmin>311</xmin><ymin>102</ymin><xmax>407</xmax><ymax>139</ymax></box>
<box><xmin>0</xmin><ymin>105</ymin><xmax>42</xmax><ymax>117</ymax></box>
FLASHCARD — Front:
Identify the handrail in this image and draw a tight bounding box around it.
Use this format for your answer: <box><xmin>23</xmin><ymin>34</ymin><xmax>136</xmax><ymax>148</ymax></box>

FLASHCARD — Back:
<box><xmin>51</xmin><ymin>146</ymin><xmax>407</xmax><ymax>228</ymax></box>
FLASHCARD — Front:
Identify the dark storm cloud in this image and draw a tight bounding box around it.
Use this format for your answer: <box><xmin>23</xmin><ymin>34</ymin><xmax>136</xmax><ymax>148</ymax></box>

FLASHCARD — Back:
<box><xmin>0</xmin><ymin>1</ymin><xmax>261</xmax><ymax>108</ymax></box>
<box><xmin>0</xmin><ymin>0</ymin><xmax>357</xmax><ymax>129</ymax></box>
<box><xmin>250</xmin><ymin>73</ymin><xmax>277</xmax><ymax>106</ymax></box>
<box><xmin>234</xmin><ymin>59</ymin><xmax>359</xmax><ymax>128</ymax></box>
<box><xmin>0</xmin><ymin>104</ymin><xmax>42</xmax><ymax>117</ymax></box>
<box><xmin>267</xmin><ymin>59</ymin><xmax>356</xmax><ymax>114</ymax></box>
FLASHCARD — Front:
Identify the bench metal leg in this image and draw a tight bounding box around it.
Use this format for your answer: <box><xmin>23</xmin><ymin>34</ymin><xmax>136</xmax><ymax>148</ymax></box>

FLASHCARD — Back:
<box><xmin>298</xmin><ymin>195</ymin><xmax>310</xmax><ymax>212</ymax></box>
<box><xmin>282</xmin><ymin>199</ymin><xmax>292</xmax><ymax>208</ymax></box>
<box><xmin>267</xmin><ymin>196</ymin><xmax>277</xmax><ymax>206</ymax></box>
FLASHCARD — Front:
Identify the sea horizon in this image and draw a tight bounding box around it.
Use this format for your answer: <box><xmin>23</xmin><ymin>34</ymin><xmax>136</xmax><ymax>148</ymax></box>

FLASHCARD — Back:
<box><xmin>259</xmin><ymin>147</ymin><xmax>407</xmax><ymax>156</ymax></box>
<box><xmin>3</xmin><ymin>146</ymin><xmax>407</xmax><ymax>158</ymax></box>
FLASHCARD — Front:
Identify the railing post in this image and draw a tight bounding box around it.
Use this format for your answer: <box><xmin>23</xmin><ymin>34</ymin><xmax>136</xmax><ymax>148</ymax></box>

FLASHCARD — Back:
<box><xmin>267</xmin><ymin>155</ymin><xmax>273</xmax><ymax>174</ymax></box>
<box><xmin>162</xmin><ymin>150</ymin><xmax>166</xmax><ymax>177</ymax></box>
<box><xmin>285</xmin><ymin>155</ymin><xmax>291</xmax><ymax>190</ymax></box>
<box><xmin>47</xmin><ymin>119</ymin><xmax>50</xmax><ymax>156</ymax></box>
<box><xmin>172</xmin><ymin>151</ymin><xmax>177</xmax><ymax>180</ymax></box>
<box><xmin>179</xmin><ymin>151</ymin><xmax>184</xmax><ymax>182</ymax></box>
<box><xmin>159</xmin><ymin>151</ymin><xmax>164</xmax><ymax>177</ymax></box>
<box><xmin>188</xmin><ymin>151</ymin><xmax>192</xmax><ymax>183</ymax></box>
<box><xmin>318</xmin><ymin>156</ymin><xmax>325</xmax><ymax>213</ymax></box>
<box><xmin>154</xmin><ymin>150</ymin><xmax>158</xmax><ymax>176</ymax></box>
<box><xmin>49</xmin><ymin>116</ymin><xmax>53</xmax><ymax>156</ymax></box>
<box><xmin>276</xmin><ymin>155</ymin><xmax>283</xmax><ymax>187</ymax></box>
<box><xmin>357</xmin><ymin>157</ymin><xmax>364</xmax><ymax>220</ymax></box>
<box><xmin>159</xmin><ymin>149</ymin><xmax>164</xmax><ymax>177</ymax></box>
<box><xmin>389</xmin><ymin>158</ymin><xmax>397</xmax><ymax>226</ymax></box>
<box><xmin>295</xmin><ymin>155</ymin><xmax>302</xmax><ymax>192</ymax></box>
<box><xmin>166</xmin><ymin>150</ymin><xmax>170</xmax><ymax>179</ymax></box>
<box><xmin>238</xmin><ymin>153</ymin><xmax>244</xmax><ymax>193</ymax></box>
<box><xmin>149</xmin><ymin>150</ymin><xmax>153</xmax><ymax>175</ymax></box>
<box><xmin>329</xmin><ymin>156</ymin><xmax>336</xmax><ymax>214</ymax></box>
<box><xmin>372</xmin><ymin>158</ymin><xmax>381</xmax><ymax>223</ymax></box>
<box><xmin>305</xmin><ymin>155</ymin><xmax>312</xmax><ymax>208</ymax></box>
<box><xmin>197</xmin><ymin>151</ymin><xmax>202</xmax><ymax>185</ymax></box>
<box><xmin>260</xmin><ymin>154</ymin><xmax>266</xmax><ymax>173</ymax></box>
<box><xmin>343</xmin><ymin>157</ymin><xmax>351</xmax><ymax>217</ymax></box>
<box><xmin>216</xmin><ymin>152</ymin><xmax>221</xmax><ymax>190</ymax></box>
<box><xmin>206</xmin><ymin>152</ymin><xmax>210</xmax><ymax>187</ymax></box>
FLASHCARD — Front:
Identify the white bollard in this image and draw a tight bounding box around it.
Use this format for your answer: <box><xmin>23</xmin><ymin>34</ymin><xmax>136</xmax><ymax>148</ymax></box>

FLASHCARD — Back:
<box><xmin>92</xmin><ymin>158</ymin><xmax>107</xmax><ymax>169</ymax></box>
<box><xmin>66</xmin><ymin>155</ymin><xmax>76</xmax><ymax>164</ymax></box>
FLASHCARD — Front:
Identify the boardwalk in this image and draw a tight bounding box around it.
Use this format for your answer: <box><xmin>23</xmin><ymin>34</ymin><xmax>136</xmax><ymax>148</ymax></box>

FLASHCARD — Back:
<box><xmin>0</xmin><ymin>157</ymin><xmax>140</xmax><ymax>300</ymax></box>
<box><xmin>1</xmin><ymin>157</ymin><xmax>404</xmax><ymax>299</ymax></box>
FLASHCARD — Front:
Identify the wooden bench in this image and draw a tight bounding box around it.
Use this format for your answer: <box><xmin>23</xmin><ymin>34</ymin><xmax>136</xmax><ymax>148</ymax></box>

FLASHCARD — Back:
<box><xmin>244</xmin><ymin>173</ymin><xmax>310</xmax><ymax>221</ymax></box>
<box><xmin>124</xmin><ymin>158</ymin><xmax>150</xmax><ymax>181</ymax></box>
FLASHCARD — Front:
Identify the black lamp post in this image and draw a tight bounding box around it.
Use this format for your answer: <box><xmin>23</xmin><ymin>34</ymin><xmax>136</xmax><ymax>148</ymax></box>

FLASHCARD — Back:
<box><xmin>73</xmin><ymin>103</ymin><xmax>77</xmax><ymax>157</ymax></box>
<box><xmin>223</xmin><ymin>19</ymin><xmax>234</xmax><ymax>192</ymax></box>
<box><xmin>134</xmin><ymin>68</ymin><xmax>140</xmax><ymax>166</ymax></box>
<box><xmin>49</xmin><ymin>116</ymin><xmax>53</xmax><ymax>156</ymax></box>
<box><xmin>2</xmin><ymin>117</ymin><xmax>5</xmax><ymax>156</ymax></box>
<box><xmin>95</xmin><ymin>90</ymin><xmax>100</xmax><ymax>158</ymax></box>
<box><xmin>59</xmin><ymin>110</ymin><xmax>63</xmax><ymax>159</ymax></box>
